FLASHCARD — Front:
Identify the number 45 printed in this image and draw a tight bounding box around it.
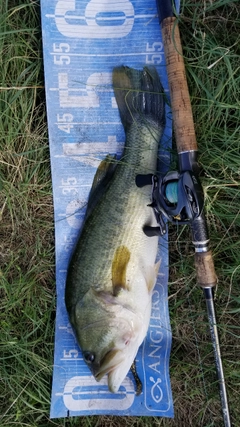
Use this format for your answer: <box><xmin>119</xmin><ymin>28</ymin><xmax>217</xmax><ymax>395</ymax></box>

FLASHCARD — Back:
<box><xmin>57</xmin><ymin>113</ymin><xmax>73</xmax><ymax>134</ymax></box>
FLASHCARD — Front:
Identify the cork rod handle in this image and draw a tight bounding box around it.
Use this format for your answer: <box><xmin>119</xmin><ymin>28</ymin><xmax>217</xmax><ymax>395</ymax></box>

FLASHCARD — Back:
<box><xmin>161</xmin><ymin>17</ymin><xmax>198</xmax><ymax>153</ymax></box>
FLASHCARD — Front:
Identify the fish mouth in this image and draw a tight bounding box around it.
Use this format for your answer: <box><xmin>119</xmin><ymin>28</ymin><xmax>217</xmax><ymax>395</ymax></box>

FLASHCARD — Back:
<box><xmin>92</xmin><ymin>345</ymin><xmax>139</xmax><ymax>394</ymax></box>
<box><xmin>92</xmin><ymin>349</ymin><xmax>125</xmax><ymax>382</ymax></box>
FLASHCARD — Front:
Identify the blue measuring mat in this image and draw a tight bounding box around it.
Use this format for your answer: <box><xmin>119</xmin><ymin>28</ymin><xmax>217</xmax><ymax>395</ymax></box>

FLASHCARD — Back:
<box><xmin>40</xmin><ymin>0</ymin><xmax>180</xmax><ymax>419</ymax></box>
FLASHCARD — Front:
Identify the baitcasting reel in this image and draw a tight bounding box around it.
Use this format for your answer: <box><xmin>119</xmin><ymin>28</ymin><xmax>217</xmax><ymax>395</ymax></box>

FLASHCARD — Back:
<box><xmin>136</xmin><ymin>170</ymin><xmax>204</xmax><ymax>237</ymax></box>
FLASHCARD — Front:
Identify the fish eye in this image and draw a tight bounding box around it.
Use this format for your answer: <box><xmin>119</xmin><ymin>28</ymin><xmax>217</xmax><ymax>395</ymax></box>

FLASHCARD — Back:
<box><xmin>83</xmin><ymin>351</ymin><xmax>95</xmax><ymax>364</ymax></box>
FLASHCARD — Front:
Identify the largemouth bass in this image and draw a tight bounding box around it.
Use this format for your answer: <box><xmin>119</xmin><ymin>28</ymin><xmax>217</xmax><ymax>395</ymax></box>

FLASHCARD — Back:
<box><xmin>65</xmin><ymin>66</ymin><xmax>165</xmax><ymax>393</ymax></box>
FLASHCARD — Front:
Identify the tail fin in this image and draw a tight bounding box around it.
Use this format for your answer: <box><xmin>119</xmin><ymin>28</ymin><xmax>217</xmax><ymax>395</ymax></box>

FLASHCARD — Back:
<box><xmin>112</xmin><ymin>66</ymin><xmax>165</xmax><ymax>131</ymax></box>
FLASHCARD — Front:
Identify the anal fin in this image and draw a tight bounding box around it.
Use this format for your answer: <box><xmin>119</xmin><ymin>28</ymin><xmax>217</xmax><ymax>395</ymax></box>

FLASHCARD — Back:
<box><xmin>145</xmin><ymin>259</ymin><xmax>161</xmax><ymax>293</ymax></box>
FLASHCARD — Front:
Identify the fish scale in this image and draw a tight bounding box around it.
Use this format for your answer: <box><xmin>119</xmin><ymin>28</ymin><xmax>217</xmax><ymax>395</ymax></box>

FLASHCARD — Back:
<box><xmin>67</xmin><ymin>122</ymin><xmax>160</xmax><ymax>303</ymax></box>
<box><xmin>65</xmin><ymin>65</ymin><xmax>166</xmax><ymax>393</ymax></box>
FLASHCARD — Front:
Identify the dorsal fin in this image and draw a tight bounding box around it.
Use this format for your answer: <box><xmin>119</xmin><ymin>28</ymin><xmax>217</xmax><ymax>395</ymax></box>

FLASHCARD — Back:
<box><xmin>86</xmin><ymin>154</ymin><xmax>117</xmax><ymax>218</ymax></box>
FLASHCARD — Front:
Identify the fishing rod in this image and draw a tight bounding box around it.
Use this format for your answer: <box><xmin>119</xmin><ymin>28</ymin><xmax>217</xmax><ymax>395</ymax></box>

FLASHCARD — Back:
<box><xmin>137</xmin><ymin>0</ymin><xmax>231</xmax><ymax>425</ymax></box>
<box><xmin>156</xmin><ymin>1</ymin><xmax>231</xmax><ymax>425</ymax></box>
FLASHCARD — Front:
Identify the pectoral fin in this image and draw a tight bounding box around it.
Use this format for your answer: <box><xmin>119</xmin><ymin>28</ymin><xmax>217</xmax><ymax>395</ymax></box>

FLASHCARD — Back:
<box><xmin>112</xmin><ymin>246</ymin><xmax>131</xmax><ymax>296</ymax></box>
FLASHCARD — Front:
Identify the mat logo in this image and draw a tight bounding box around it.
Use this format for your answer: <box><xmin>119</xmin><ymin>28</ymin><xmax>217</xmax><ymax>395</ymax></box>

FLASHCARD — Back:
<box><xmin>143</xmin><ymin>285</ymin><xmax>170</xmax><ymax>411</ymax></box>
<box><xmin>54</xmin><ymin>0</ymin><xmax>134</xmax><ymax>39</ymax></box>
<box><xmin>61</xmin><ymin>375</ymin><xmax>135</xmax><ymax>411</ymax></box>
<box><xmin>149</xmin><ymin>376</ymin><xmax>163</xmax><ymax>403</ymax></box>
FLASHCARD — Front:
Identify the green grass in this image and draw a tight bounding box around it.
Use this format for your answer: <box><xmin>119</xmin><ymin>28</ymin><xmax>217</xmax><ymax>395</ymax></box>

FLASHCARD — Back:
<box><xmin>0</xmin><ymin>0</ymin><xmax>240</xmax><ymax>426</ymax></box>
